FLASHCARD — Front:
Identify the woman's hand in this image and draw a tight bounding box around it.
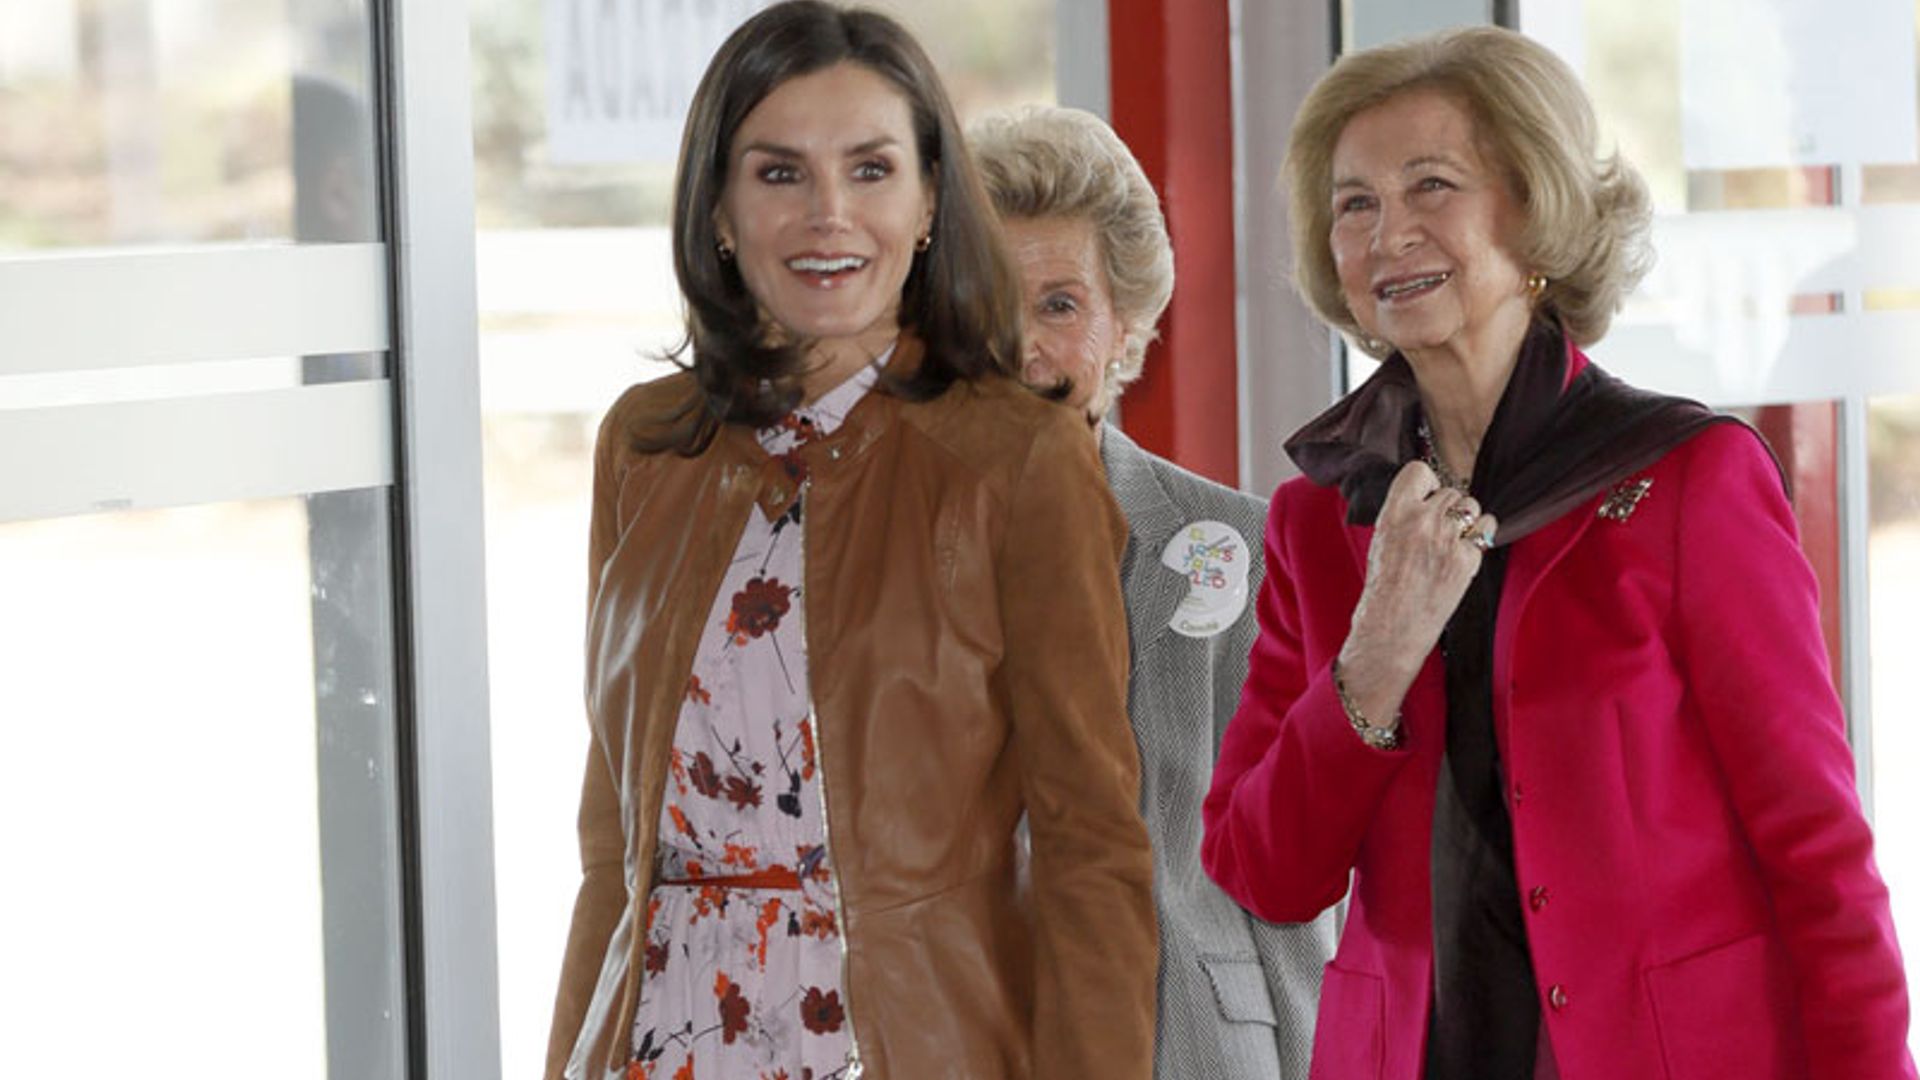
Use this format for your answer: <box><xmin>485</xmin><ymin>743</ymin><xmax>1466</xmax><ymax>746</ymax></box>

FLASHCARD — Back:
<box><xmin>1337</xmin><ymin>461</ymin><xmax>1496</xmax><ymax>728</ymax></box>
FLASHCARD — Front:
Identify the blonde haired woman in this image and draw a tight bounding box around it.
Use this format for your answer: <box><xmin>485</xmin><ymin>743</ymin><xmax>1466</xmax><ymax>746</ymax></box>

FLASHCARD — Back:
<box><xmin>1203</xmin><ymin>26</ymin><xmax>1913</xmax><ymax>1080</ymax></box>
<box><xmin>974</xmin><ymin>105</ymin><xmax>1333</xmax><ymax>1080</ymax></box>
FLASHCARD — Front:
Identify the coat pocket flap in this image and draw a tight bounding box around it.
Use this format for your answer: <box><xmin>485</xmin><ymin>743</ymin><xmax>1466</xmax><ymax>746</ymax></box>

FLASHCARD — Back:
<box><xmin>1199</xmin><ymin>953</ymin><xmax>1280</xmax><ymax>1027</ymax></box>
<box><xmin>1645</xmin><ymin>929</ymin><xmax>1802</xmax><ymax>1078</ymax></box>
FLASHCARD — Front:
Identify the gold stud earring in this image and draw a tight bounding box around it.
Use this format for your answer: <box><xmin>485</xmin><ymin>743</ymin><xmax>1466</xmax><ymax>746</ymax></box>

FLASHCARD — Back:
<box><xmin>1526</xmin><ymin>273</ymin><xmax>1548</xmax><ymax>301</ymax></box>
<box><xmin>716</xmin><ymin>239</ymin><xmax>735</xmax><ymax>261</ymax></box>
<box><xmin>914</xmin><ymin>233</ymin><xmax>932</xmax><ymax>253</ymax></box>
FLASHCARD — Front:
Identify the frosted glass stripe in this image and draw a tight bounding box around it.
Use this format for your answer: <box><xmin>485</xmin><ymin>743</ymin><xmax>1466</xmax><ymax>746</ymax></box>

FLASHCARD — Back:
<box><xmin>0</xmin><ymin>244</ymin><xmax>389</xmax><ymax>376</ymax></box>
<box><xmin>0</xmin><ymin>381</ymin><xmax>393</xmax><ymax>523</ymax></box>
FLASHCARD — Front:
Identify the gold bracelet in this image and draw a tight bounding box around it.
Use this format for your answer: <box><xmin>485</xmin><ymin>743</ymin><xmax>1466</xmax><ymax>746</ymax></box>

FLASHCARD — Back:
<box><xmin>1333</xmin><ymin>658</ymin><xmax>1404</xmax><ymax>751</ymax></box>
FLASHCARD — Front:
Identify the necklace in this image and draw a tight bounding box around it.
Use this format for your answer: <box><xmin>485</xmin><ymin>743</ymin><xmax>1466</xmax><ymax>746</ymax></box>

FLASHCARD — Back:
<box><xmin>1418</xmin><ymin>418</ymin><xmax>1471</xmax><ymax>493</ymax></box>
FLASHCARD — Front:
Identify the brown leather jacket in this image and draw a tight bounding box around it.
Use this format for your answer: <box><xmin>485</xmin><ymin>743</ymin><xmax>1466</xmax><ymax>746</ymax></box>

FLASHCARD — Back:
<box><xmin>544</xmin><ymin>343</ymin><xmax>1156</xmax><ymax>1079</ymax></box>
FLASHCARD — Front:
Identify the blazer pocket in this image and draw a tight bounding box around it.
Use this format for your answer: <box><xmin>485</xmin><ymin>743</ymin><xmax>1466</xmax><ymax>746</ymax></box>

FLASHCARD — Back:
<box><xmin>1308</xmin><ymin>961</ymin><xmax>1384</xmax><ymax>1080</ymax></box>
<box><xmin>1198</xmin><ymin>953</ymin><xmax>1279</xmax><ymax>1026</ymax></box>
<box><xmin>1645</xmin><ymin>930</ymin><xmax>1805</xmax><ymax>1080</ymax></box>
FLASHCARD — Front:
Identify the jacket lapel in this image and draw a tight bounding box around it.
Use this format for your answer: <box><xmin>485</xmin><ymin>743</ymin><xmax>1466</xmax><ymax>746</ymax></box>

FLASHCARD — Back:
<box><xmin>1102</xmin><ymin>427</ymin><xmax>1191</xmax><ymax>662</ymax></box>
<box><xmin>1492</xmin><ymin>495</ymin><xmax>1600</xmax><ymax>722</ymax></box>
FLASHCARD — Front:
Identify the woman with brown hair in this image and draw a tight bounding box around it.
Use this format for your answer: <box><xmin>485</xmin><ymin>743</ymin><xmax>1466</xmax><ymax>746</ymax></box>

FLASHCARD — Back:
<box><xmin>544</xmin><ymin>4</ymin><xmax>1154</xmax><ymax>1079</ymax></box>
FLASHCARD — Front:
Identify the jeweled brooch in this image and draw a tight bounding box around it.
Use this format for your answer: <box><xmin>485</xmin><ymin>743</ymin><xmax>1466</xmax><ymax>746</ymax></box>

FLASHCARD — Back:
<box><xmin>1597</xmin><ymin>477</ymin><xmax>1654</xmax><ymax>522</ymax></box>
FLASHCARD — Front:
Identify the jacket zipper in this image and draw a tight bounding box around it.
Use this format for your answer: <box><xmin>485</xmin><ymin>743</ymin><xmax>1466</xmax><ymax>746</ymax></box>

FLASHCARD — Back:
<box><xmin>800</xmin><ymin>476</ymin><xmax>864</xmax><ymax>1078</ymax></box>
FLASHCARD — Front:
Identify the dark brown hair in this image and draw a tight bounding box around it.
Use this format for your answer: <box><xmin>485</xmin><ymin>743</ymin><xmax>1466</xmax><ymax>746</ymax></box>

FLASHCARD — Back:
<box><xmin>645</xmin><ymin>0</ymin><xmax>1023</xmax><ymax>452</ymax></box>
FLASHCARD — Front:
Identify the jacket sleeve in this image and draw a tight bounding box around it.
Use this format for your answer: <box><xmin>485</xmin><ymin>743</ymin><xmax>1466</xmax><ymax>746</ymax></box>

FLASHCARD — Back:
<box><xmin>543</xmin><ymin>398</ymin><xmax>637</xmax><ymax>1080</ymax></box>
<box><xmin>1671</xmin><ymin>424</ymin><xmax>1915</xmax><ymax>1080</ymax></box>
<box><xmin>996</xmin><ymin>412</ymin><xmax>1157</xmax><ymax>1079</ymax></box>
<box><xmin>1202</xmin><ymin>489</ymin><xmax>1414</xmax><ymax>923</ymax></box>
<box><xmin>544</xmin><ymin>745</ymin><xmax>628</xmax><ymax>1080</ymax></box>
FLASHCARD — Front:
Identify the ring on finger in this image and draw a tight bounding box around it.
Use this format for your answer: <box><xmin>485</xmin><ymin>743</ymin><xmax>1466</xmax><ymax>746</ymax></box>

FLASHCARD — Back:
<box><xmin>1466</xmin><ymin>523</ymin><xmax>1495</xmax><ymax>551</ymax></box>
<box><xmin>1446</xmin><ymin>504</ymin><xmax>1477</xmax><ymax>534</ymax></box>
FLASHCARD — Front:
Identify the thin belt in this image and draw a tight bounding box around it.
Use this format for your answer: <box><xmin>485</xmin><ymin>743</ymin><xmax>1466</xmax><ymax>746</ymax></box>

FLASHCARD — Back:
<box><xmin>656</xmin><ymin>866</ymin><xmax>803</xmax><ymax>890</ymax></box>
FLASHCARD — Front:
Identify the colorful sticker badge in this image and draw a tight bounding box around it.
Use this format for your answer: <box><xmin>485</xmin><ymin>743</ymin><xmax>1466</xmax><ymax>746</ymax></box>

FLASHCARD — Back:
<box><xmin>1160</xmin><ymin>519</ymin><xmax>1251</xmax><ymax>639</ymax></box>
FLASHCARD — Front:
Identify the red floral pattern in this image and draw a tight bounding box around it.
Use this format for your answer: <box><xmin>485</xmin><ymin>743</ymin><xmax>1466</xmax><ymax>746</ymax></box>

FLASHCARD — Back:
<box><xmin>726</xmin><ymin>576</ymin><xmax>792</xmax><ymax>643</ymax></box>
<box><xmin>717</xmin><ymin>973</ymin><xmax>751</xmax><ymax>1044</ymax></box>
<box><xmin>724</xmin><ymin>775</ymin><xmax>764</xmax><ymax>810</ymax></box>
<box><xmin>628</xmin><ymin>364</ymin><xmax>876</xmax><ymax>1080</ymax></box>
<box><xmin>773</xmin><ymin>414</ymin><xmax>820</xmax><ymax>488</ymax></box>
<box><xmin>800</xmin><ymin>988</ymin><xmax>846</xmax><ymax>1035</ymax></box>
<box><xmin>688</xmin><ymin>752</ymin><xmax>723</xmax><ymax>799</ymax></box>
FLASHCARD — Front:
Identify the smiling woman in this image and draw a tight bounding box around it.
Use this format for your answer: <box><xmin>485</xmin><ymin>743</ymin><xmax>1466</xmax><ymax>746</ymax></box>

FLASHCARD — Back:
<box><xmin>543</xmin><ymin>5</ymin><xmax>1155</xmax><ymax>1080</ymax></box>
<box><xmin>1203</xmin><ymin>25</ymin><xmax>1916</xmax><ymax>1080</ymax></box>
<box><xmin>712</xmin><ymin>62</ymin><xmax>935</xmax><ymax>392</ymax></box>
<box><xmin>652</xmin><ymin>0</ymin><xmax>1025</xmax><ymax>450</ymax></box>
<box><xmin>1327</xmin><ymin>91</ymin><xmax>1530</xmax><ymax>398</ymax></box>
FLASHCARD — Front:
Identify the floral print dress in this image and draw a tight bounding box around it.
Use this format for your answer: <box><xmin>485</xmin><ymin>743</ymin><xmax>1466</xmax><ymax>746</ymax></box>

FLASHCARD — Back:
<box><xmin>626</xmin><ymin>364</ymin><xmax>876</xmax><ymax>1080</ymax></box>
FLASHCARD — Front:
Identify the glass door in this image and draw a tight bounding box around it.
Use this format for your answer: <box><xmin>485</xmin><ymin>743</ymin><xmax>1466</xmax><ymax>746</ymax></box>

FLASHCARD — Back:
<box><xmin>0</xmin><ymin>1</ymin><xmax>497</xmax><ymax>1075</ymax></box>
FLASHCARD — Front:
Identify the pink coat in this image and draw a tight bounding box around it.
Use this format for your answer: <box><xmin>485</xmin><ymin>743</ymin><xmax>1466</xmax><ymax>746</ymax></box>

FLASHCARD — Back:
<box><xmin>1202</xmin><ymin>417</ymin><xmax>1915</xmax><ymax>1079</ymax></box>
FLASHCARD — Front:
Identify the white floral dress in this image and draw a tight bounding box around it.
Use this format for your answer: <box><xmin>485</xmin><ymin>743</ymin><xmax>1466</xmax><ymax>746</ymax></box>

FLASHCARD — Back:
<box><xmin>625</xmin><ymin>364</ymin><xmax>876</xmax><ymax>1080</ymax></box>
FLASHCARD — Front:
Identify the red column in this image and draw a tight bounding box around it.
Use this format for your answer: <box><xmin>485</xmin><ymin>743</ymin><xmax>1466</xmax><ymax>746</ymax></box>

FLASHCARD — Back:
<box><xmin>1754</xmin><ymin>403</ymin><xmax>1845</xmax><ymax>696</ymax></box>
<box><xmin>1107</xmin><ymin>0</ymin><xmax>1240</xmax><ymax>486</ymax></box>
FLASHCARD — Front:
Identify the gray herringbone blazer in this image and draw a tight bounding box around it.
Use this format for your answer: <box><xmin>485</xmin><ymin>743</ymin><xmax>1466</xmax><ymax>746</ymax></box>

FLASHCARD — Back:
<box><xmin>1102</xmin><ymin>425</ymin><xmax>1334</xmax><ymax>1080</ymax></box>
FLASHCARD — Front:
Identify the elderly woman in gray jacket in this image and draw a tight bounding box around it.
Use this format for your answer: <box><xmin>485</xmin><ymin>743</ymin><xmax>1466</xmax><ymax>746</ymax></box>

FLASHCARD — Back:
<box><xmin>972</xmin><ymin>106</ymin><xmax>1334</xmax><ymax>1079</ymax></box>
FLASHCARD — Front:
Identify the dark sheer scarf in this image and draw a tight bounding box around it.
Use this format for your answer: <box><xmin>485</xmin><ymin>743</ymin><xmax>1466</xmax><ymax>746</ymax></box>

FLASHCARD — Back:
<box><xmin>1285</xmin><ymin>321</ymin><xmax>1738</xmax><ymax>1077</ymax></box>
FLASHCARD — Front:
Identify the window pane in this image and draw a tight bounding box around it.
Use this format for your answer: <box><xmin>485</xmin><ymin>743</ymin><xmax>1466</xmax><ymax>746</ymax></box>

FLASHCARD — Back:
<box><xmin>0</xmin><ymin>491</ymin><xmax>406</xmax><ymax>1078</ymax></box>
<box><xmin>0</xmin><ymin>0</ymin><xmax>378</xmax><ymax>251</ymax></box>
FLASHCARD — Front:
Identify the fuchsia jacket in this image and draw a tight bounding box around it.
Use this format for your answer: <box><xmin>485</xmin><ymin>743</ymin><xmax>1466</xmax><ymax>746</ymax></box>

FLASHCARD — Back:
<box><xmin>1202</xmin><ymin>357</ymin><xmax>1915</xmax><ymax>1079</ymax></box>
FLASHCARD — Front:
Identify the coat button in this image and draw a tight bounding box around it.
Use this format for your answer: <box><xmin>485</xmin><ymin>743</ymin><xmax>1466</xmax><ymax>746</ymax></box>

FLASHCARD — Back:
<box><xmin>1548</xmin><ymin>985</ymin><xmax>1568</xmax><ymax>1011</ymax></box>
<box><xmin>1528</xmin><ymin>885</ymin><xmax>1549</xmax><ymax>911</ymax></box>
<box><xmin>828</xmin><ymin>446</ymin><xmax>842</xmax><ymax>461</ymax></box>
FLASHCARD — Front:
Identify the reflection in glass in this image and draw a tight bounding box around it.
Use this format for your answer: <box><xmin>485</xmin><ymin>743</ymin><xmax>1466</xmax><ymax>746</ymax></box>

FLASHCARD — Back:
<box><xmin>0</xmin><ymin>0</ymin><xmax>377</xmax><ymax>251</ymax></box>
<box><xmin>0</xmin><ymin>493</ymin><xmax>406</xmax><ymax>1078</ymax></box>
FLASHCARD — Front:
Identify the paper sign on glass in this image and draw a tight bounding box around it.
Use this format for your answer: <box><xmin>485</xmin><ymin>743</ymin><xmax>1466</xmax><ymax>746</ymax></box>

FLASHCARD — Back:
<box><xmin>545</xmin><ymin>0</ymin><xmax>771</xmax><ymax>165</ymax></box>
